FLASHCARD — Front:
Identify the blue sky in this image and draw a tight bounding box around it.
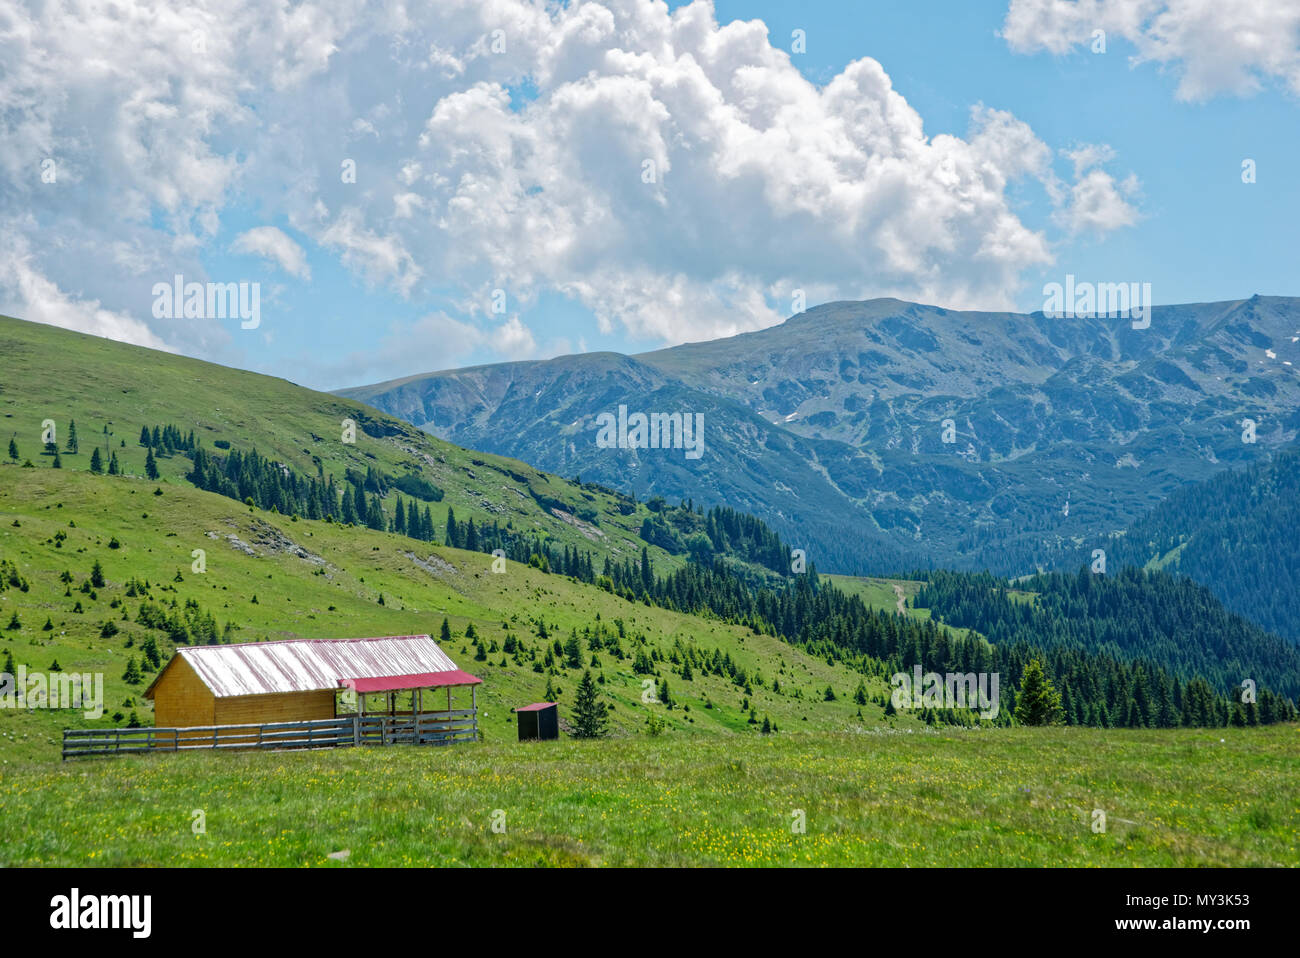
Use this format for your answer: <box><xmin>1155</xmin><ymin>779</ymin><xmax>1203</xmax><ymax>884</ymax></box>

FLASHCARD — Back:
<box><xmin>4</xmin><ymin>0</ymin><xmax>1298</xmax><ymax>389</ymax></box>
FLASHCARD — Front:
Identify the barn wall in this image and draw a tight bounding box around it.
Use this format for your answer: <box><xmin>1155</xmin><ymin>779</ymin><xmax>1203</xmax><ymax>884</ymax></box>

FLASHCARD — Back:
<box><xmin>214</xmin><ymin>690</ymin><xmax>336</xmax><ymax>725</ymax></box>
<box><xmin>151</xmin><ymin>655</ymin><xmax>216</xmax><ymax>729</ymax></box>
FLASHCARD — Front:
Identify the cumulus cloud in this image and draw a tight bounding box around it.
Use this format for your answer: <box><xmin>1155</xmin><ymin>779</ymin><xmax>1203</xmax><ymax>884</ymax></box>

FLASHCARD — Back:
<box><xmin>0</xmin><ymin>0</ymin><xmax>1142</xmax><ymax>374</ymax></box>
<box><xmin>1002</xmin><ymin>0</ymin><xmax>1300</xmax><ymax>101</ymax></box>
<box><xmin>231</xmin><ymin>227</ymin><xmax>311</xmax><ymax>279</ymax></box>
<box><xmin>1053</xmin><ymin>145</ymin><xmax>1141</xmax><ymax>235</ymax></box>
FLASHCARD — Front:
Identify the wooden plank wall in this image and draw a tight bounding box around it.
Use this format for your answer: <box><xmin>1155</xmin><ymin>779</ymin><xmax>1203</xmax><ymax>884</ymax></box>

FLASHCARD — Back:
<box><xmin>215</xmin><ymin>690</ymin><xmax>336</xmax><ymax>725</ymax></box>
<box><xmin>151</xmin><ymin>655</ymin><xmax>216</xmax><ymax>728</ymax></box>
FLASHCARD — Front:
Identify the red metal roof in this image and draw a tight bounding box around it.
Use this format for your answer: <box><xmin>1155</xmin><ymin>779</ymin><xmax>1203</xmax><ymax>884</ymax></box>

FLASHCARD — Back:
<box><xmin>515</xmin><ymin>702</ymin><xmax>557</xmax><ymax>712</ymax></box>
<box><xmin>341</xmin><ymin>670</ymin><xmax>482</xmax><ymax>693</ymax></box>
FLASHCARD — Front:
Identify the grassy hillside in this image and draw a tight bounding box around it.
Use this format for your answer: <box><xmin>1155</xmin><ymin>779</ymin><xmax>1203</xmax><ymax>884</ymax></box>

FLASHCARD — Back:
<box><xmin>0</xmin><ymin>315</ymin><xmax>715</xmax><ymax>582</ymax></box>
<box><xmin>0</xmin><ymin>469</ymin><xmax>904</xmax><ymax>763</ymax></box>
<box><xmin>4</xmin><ymin>725</ymin><xmax>1296</xmax><ymax>866</ymax></box>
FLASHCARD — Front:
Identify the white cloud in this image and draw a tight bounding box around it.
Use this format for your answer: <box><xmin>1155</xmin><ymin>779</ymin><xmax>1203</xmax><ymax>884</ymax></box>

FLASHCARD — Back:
<box><xmin>311</xmin><ymin>310</ymin><xmax>538</xmax><ymax>386</ymax></box>
<box><xmin>0</xmin><ymin>0</ymin><xmax>1146</xmax><ymax>373</ymax></box>
<box><xmin>231</xmin><ymin>226</ymin><xmax>311</xmax><ymax>279</ymax></box>
<box><xmin>1002</xmin><ymin>0</ymin><xmax>1300</xmax><ymax>101</ymax></box>
<box><xmin>0</xmin><ymin>231</ymin><xmax>170</xmax><ymax>350</ymax></box>
<box><xmin>1054</xmin><ymin>145</ymin><xmax>1141</xmax><ymax>235</ymax></box>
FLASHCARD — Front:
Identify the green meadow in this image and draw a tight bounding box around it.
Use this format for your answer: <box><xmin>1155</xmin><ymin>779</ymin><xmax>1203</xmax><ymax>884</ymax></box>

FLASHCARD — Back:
<box><xmin>3</xmin><ymin>725</ymin><xmax>1295</xmax><ymax>866</ymax></box>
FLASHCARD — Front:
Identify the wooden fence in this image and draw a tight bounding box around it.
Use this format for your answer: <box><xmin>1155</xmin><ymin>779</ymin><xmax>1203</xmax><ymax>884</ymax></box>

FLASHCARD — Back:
<box><xmin>62</xmin><ymin>709</ymin><xmax>477</xmax><ymax>760</ymax></box>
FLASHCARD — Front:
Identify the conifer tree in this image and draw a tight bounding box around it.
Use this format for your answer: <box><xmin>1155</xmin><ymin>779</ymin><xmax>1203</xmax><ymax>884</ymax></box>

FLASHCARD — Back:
<box><xmin>1015</xmin><ymin>659</ymin><xmax>1064</xmax><ymax>726</ymax></box>
<box><xmin>570</xmin><ymin>670</ymin><xmax>609</xmax><ymax>739</ymax></box>
<box><xmin>66</xmin><ymin>419</ymin><xmax>78</xmax><ymax>454</ymax></box>
<box><xmin>144</xmin><ymin>448</ymin><xmax>159</xmax><ymax>479</ymax></box>
<box><xmin>7</xmin><ymin>437</ymin><xmax>18</xmax><ymax>460</ymax></box>
<box><xmin>108</xmin><ymin>450</ymin><xmax>120</xmax><ymax>475</ymax></box>
<box><xmin>122</xmin><ymin>656</ymin><xmax>143</xmax><ymax>685</ymax></box>
<box><xmin>89</xmin><ymin>447</ymin><xmax>104</xmax><ymax>474</ymax></box>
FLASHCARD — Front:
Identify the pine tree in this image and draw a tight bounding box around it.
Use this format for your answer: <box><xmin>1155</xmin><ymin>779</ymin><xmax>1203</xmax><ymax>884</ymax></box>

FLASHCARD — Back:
<box><xmin>122</xmin><ymin>656</ymin><xmax>143</xmax><ymax>685</ymax></box>
<box><xmin>7</xmin><ymin>437</ymin><xmax>17</xmax><ymax>461</ymax></box>
<box><xmin>854</xmin><ymin>680</ymin><xmax>868</xmax><ymax>705</ymax></box>
<box><xmin>570</xmin><ymin>670</ymin><xmax>609</xmax><ymax>739</ymax></box>
<box><xmin>563</xmin><ymin>633</ymin><xmax>583</xmax><ymax>669</ymax></box>
<box><xmin>89</xmin><ymin>447</ymin><xmax>104</xmax><ymax>474</ymax></box>
<box><xmin>108</xmin><ymin>450</ymin><xmax>120</xmax><ymax>475</ymax></box>
<box><xmin>91</xmin><ymin>559</ymin><xmax>106</xmax><ymax>588</ymax></box>
<box><xmin>52</xmin><ymin>449</ymin><xmax>62</xmax><ymax>469</ymax></box>
<box><xmin>66</xmin><ymin>419</ymin><xmax>78</xmax><ymax>454</ymax></box>
<box><xmin>440</xmin><ymin>617</ymin><xmax>452</xmax><ymax>643</ymax></box>
<box><xmin>446</xmin><ymin>507</ymin><xmax>459</xmax><ymax>549</ymax></box>
<box><xmin>139</xmin><ymin>426</ymin><xmax>151</xmax><ymax>447</ymax></box>
<box><xmin>145</xmin><ymin>448</ymin><xmax>159</xmax><ymax>480</ymax></box>
<box><xmin>1015</xmin><ymin>659</ymin><xmax>1064</xmax><ymax>726</ymax></box>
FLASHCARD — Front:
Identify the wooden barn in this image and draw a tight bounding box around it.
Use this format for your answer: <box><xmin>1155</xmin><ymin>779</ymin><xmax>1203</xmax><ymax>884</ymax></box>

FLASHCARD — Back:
<box><xmin>141</xmin><ymin>634</ymin><xmax>482</xmax><ymax>746</ymax></box>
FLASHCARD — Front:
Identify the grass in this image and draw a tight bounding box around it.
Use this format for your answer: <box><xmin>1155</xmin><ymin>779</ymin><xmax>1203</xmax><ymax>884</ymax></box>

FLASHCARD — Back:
<box><xmin>0</xmin><ymin>313</ymin><xmax>704</xmax><ymax>582</ymax></box>
<box><xmin>3</xmin><ymin>724</ymin><xmax>1296</xmax><ymax>866</ymax></box>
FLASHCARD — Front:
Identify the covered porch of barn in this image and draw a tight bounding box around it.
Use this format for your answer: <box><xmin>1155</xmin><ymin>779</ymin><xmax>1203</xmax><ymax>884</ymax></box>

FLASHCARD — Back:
<box><xmin>335</xmin><ymin>669</ymin><xmax>482</xmax><ymax>746</ymax></box>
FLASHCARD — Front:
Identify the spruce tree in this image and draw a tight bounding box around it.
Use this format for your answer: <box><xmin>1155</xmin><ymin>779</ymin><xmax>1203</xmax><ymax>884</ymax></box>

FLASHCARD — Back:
<box><xmin>89</xmin><ymin>447</ymin><xmax>104</xmax><ymax>474</ymax></box>
<box><xmin>145</xmin><ymin>448</ymin><xmax>159</xmax><ymax>479</ymax></box>
<box><xmin>570</xmin><ymin>669</ymin><xmax>609</xmax><ymax>739</ymax></box>
<box><xmin>446</xmin><ymin>507</ymin><xmax>459</xmax><ymax>549</ymax></box>
<box><xmin>66</xmin><ymin>419</ymin><xmax>78</xmax><ymax>454</ymax></box>
<box><xmin>122</xmin><ymin>656</ymin><xmax>143</xmax><ymax>685</ymax></box>
<box><xmin>7</xmin><ymin>437</ymin><xmax>17</xmax><ymax>460</ymax></box>
<box><xmin>108</xmin><ymin>450</ymin><xmax>120</xmax><ymax>475</ymax></box>
<box><xmin>1015</xmin><ymin>659</ymin><xmax>1064</xmax><ymax>726</ymax></box>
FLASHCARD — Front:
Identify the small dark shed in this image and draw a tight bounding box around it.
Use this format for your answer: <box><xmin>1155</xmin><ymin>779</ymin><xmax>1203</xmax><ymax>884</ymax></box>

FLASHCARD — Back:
<box><xmin>515</xmin><ymin>702</ymin><xmax>559</xmax><ymax>741</ymax></box>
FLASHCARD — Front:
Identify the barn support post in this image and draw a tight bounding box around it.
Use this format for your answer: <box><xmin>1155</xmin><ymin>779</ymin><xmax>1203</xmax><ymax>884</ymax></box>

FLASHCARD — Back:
<box><xmin>471</xmin><ymin>685</ymin><xmax>477</xmax><ymax>741</ymax></box>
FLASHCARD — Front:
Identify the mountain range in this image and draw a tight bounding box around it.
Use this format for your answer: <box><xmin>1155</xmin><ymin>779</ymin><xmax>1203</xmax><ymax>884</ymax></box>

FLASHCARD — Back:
<box><xmin>341</xmin><ymin>295</ymin><xmax>1300</xmax><ymax>576</ymax></box>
